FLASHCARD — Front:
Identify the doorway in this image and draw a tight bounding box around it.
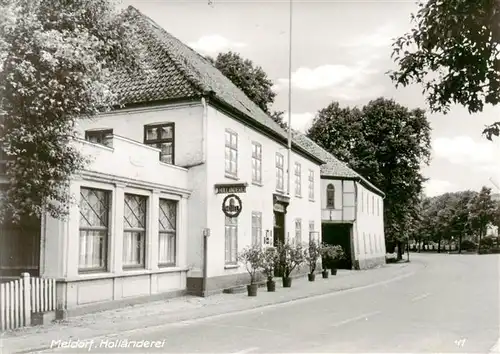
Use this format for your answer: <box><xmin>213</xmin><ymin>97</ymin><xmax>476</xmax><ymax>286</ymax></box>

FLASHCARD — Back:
<box><xmin>321</xmin><ymin>223</ymin><xmax>353</xmax><ymax>269</ymax></box>
<box><xmin>273</xmin><ymin>211</ymin><xmax>285</xmax><ymax>276</ymax></box>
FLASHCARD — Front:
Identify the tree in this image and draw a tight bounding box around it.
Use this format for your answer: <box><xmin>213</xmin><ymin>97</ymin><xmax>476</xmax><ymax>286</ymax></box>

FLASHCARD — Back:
<box><xmin>0</xmin><ymin>0</ymin><xmax>144</xmax><ymax>222</ymax></box>
<box><xmin>449</xmin><ymin>191</ymin><xmax>477</xmax><ymax>253</ymax></box>
<box><xmin>307</xmin><ymin>98</ymin><xmax>432</xmax><ymax>259</ymax></box>
<box><xmin>389</xmin><ymin>0</ymin><xmax>500</xmax><ymax>140</ymax></box>
<box><xmin>206</xmin><ymin>51</ymin><xmax>286</xmax><ymax>128</ymax></box>
<box><xmin>468</xmin><ymin>186</ymin><xmax>497</xmax><ymax>253</ymax></box>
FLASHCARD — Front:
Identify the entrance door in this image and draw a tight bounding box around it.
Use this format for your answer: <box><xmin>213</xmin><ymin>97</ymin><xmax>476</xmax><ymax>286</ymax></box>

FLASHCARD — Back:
<box><xmin>273</xmin><ymin>211</ymin><xmax>285</xmax><ymax>276</ymax></box>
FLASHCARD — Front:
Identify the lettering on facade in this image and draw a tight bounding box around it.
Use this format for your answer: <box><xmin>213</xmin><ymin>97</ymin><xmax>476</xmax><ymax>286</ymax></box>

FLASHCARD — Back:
<box><xmin>214</xmin><ymin>183</ymin><xmax>247</xmax><ymax>194</ymax></box>
<box><xmin>273</xmin><ymin>203</ymin><xmax>286</xmax><ymax>213</ymax></box>
<box><xmin>222</xmin><ymin>194</ymin><xmax>242</xmax><ymax>218</ymax></box>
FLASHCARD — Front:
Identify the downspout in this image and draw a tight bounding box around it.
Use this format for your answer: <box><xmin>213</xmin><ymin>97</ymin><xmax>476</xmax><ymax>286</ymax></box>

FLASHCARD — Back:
<box><xmin>353</xmin><ymin>181</ymin><xmax>360</xmax><ymax>269</ymax></box>
<box><xmin>201</xmin><ymin>97</ymin><xmax>208</xmax><ymax>297</ymax></box>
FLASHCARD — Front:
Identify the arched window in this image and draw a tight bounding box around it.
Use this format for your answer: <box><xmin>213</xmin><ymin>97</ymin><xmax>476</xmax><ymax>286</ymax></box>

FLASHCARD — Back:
<box><xmin>326</xmin><ymin>184</ymin><xmax>335</xmax><ymax>208</ymax></box>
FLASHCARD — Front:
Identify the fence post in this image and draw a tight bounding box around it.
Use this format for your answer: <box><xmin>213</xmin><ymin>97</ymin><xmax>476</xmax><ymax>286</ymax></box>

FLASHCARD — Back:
<box><xmin>22</xmin><ymin>272</ymin><xmax>31</xmax><ymax>326</ymax></box>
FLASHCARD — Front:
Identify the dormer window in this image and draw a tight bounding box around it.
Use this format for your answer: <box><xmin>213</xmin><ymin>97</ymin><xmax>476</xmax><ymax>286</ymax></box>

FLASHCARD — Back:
<box><xmin>144</xmin><ymin>123</ymin><xmax>175</xmax><ymax>165</ymax></box>
<box><xmin>85</xmin><ymin>129</ymin><xmax>113</xmax><ymax>147</ymax></box>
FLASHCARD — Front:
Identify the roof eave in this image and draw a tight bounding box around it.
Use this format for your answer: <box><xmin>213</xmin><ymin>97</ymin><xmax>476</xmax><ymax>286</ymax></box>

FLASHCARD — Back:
<box><xmin>321</xmin><ymin>174</ymin><xmax>385</xmax><ymax>198</ymax></box>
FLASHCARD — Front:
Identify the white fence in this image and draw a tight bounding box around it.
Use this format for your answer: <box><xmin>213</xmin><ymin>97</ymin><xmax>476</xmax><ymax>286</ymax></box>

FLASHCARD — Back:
<box><xmin>0</xmin><ymin>272</ymin><xmax>57</xmax><ymax>331</ymax></box>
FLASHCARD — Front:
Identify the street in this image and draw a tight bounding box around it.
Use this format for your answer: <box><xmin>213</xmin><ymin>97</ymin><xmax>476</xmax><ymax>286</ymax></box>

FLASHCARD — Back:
<box><xmin>42</xmin><ymin>253</ymin><xmax>500</xmax><ymax>353</ymax></box>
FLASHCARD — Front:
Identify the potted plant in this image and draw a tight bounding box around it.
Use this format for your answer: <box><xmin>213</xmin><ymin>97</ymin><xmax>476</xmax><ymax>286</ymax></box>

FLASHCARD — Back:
<box><xmin>238</xmin><ymin>244</ymin><xmax>264</xmax><ymax>296</ymax></box>
<box><xmin>276</xmin><ymin>240</ymin><xmax>305</xmax><ymax>288</ymax></box>
<box><xmin>261</xmin><ymin>246</ymin><xmax>278</xmax><ymax>292</ymax></box>
<box><xmin>330</xmin><ymin>245</ymin><xmax>345</xmax><ymax>275</ymax></box>
<box><xmin>305</xmin><ymin>239</ymin><xmax>321</xmax><ymax>281</ymax></box>
<box><xmin>319</xmin><ymin>243</ymin><xmax>330</xmax><ymax>278</ymax></box>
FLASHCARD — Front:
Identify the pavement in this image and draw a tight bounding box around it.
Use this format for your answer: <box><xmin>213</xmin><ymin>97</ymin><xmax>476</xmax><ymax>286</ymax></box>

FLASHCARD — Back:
<box><xmin>0</xmin><ymin>259</ymin><xmax>418</xmax><ymax>353</ymax></box>
<box><xmin>2</xmin><ymin>253</ymin><xmax>499</xmax><ymax>353</ymax></box>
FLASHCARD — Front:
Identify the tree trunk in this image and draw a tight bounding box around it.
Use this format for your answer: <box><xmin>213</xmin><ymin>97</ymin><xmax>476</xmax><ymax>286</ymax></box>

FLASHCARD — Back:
<box><xmin>458</xmin><ymin>234</ymin><xmax>463</xmax><ymax>254</ymax></box>
<box><xmin>438</xmin><ymin>238</ymin><xmax>441</xmax><ymax>253</ymax></box>
<box><xmin>477</xmin><ymin>228</ymin><xmax>483</xmax><ymax>254</ymax></box>
<box><xmin>396</xmin><ymin>241</ymin><xmax>403</xmax><ymax>260</ymax></box>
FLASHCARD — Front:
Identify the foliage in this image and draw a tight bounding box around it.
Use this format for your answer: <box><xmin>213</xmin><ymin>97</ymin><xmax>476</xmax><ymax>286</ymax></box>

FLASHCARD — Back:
<box><xmin>238</xmin><ymin>244</ymin><xmax>264</xmax><ymax>284</ymax></box>
<box><xmin>0</xmin><ymin>0</ymin><xmax>145</xmax><ymax>222</ymax></box>
<box><xmin>307</xmin><ymin>98</ymin><xmax>432</xmax><ymax>252</ymax></box>
<box><xmin>261</xmin><ymin>246</ymin><xmax>278</xmax><ymax>280</ymax></box>
<box><xmin>460</xmin><ymin>239</ymin><xmax>476</xmax><ymax>252</ymax></box>
<box><xmin>468</xmin><ymin>186</ymin><xmax>497</xmax><ymax>250</ymax></box>
<box><xmin>276</xmin><ymin>239</ymin><xmax>305</xmax><ymax>278</ymax></box>
<box><xmin>389</xmin><ymin>0</ymin><xmax>500</xmax><ymax>140</ymax></box>
<box><xmin>304</xmin><ymin>239</ymin><xmax>321</xmax><ymax>274</ymax></box>
<box><xmin>320</xmin><ymin>244</ymin><xmax>344</xmax><ymax>269</ymax></box>
<box><xmin>206</xmin><ymin>51</ymin><xmax>286</xmax><ymax>128</ymax></box>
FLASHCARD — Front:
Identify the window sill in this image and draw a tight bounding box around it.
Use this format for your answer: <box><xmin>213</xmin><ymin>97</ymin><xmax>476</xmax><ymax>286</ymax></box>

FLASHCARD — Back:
<box><xmin>295</xmin><ymin>194</ymin><xmax>302</xmax><ymax>199</ymax></box>
<box><xmin>224</xmin><ymin>264</ymin><xmax>239</xmax><ymax>270</ymax></box>
<box><xmin>252</xmin><ymin>181</ymin><xmax>263</xmax><ymax>187</ymax></box>
<box><xmin>62</xmin><ymin>267</ymin><xmax>190</xmax><ymax>282</ymax></box>
<box><xmin>275</xmin><ymin>189</ymin><xmax>285</xmax><ymax>194</ymax></box>
<box><xmin>309</xmin><ymin>199</ymin><xmax>315</xmax><ymax>202</ymax></box>
<box><xmin>225</xmin><ymin>173</ymin><xmax>239</xmax><ymax>181</ymax></box>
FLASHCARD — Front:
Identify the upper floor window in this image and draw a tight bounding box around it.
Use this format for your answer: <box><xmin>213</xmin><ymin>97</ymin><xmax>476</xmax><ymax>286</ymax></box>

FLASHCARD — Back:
<box><xmin>326</xmin><ymin>184</ymin><xmax>335</xmax><ymax>208</ymax></box>
<box><xmin>276</xmin><ymin>153</ymin><xmax>284</xmax><ymax>192</ymax></box>
<box><xmin>377</xmin><ymin>199</ymin><xmax>380</xmax><ymax>216</ymax></box>
<box><xmin>85</xmin><ymin>129</ymin><xmax>113</xmax><ymax>147</ymax></box>
<box><xmin>225</xmin><ymin>130</ymin><xmax>238</xmax><ymax>177</ymax></box>
<box><xmin>361</xmin><ymin>190</ymin><xmax>364</xmax><ymax>212</ymax></box>
<box><xmin>372</xmin><ymin>195</ymin><xmax>375</xmax><ymax>215</ymax></box>
<box><xmin>308</xmin><ymin>169</ymin><xmax>314</xmax><ymax>200</ymax></box>
<box><xmin>144</xmin><ymin>123</ymin><xmax>175</xmax><ymax>165</ymax></box>
<box><xmin>251</xmin><ymin>142</ymin><xmax>262</xmax><ymax>184</ymax></box>
<box><xmin>294</xmin><ymin>162</ymin><xmax>301</xmax><ymax>196</ymax></box>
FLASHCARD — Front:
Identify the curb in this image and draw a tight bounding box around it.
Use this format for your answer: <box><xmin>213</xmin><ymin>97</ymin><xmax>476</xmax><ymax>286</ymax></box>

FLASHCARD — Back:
<box><xmin>4</xmin><ymin>262</ymin><xmax>422</xmax><ymax>354</ymax></box>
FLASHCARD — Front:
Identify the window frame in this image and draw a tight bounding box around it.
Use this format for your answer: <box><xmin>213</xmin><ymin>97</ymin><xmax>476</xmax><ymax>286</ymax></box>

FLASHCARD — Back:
<box><xmin>326</xmin><ymin>183</ymin><xmax>335</xmax><ymax>208</ymax></box>
<box><xmin>276</xmin><ymin>152</ymin><xmax>284</xmax><ymax>192</ymax></box>
<box><xmin>225</xmin><ymin>216</ymin><xmax>238</xmax><ymax>265</ymax></box>
<box><xmin>251</xmin><ymin>211</ymin><xmax>262</xmax><ymax>246</ymax></box>
<box><xmin>123</xmin><ymin>193</ymin><xmax>148</xmax><ymax>269</ymax></box>
<box><xmin>78</xmin><ymin>187</ymin><xmax>111</xmax><ymax>274</ymax></box>
<box><xmin>308</xmin><ymin>169</ymin><xmax>314</xmax><ymax>200</ymax></box>
<box><xmin>158</xmin><ymin>198</ymin><xmax>178</xmax><ymax>267</ymax></box>
<box><xmin>224</xmin><ymin>129</ymin><xmax>238</xmax><ymax>177</ymax></box>
<box><xmin>251</xmin><ymin>141</ymin><xmax>262</xmax><ymax>184</ymax></box>
<box><xmin>308</xmin><ymin>220</ymin><xmax>315</xmax><ymax>242</ymax></box>
<box><xmin>295</xmin><ymin>218</ymin><xmax>302</xmax><ymax>245</ymax></box>
<box><xmin>143</xmin><ymin>122</ymin><xmax>175</xmax><ymax>165</ymax></box>
<box><xmin>85</xmin><ymin>129</ymin><xmax>113</xmax><ymax>147</ymax></box>
<box><xmin>294</xmin><ymin>162</ymin><xmax>301</xmax><ymax>197</ymax></box>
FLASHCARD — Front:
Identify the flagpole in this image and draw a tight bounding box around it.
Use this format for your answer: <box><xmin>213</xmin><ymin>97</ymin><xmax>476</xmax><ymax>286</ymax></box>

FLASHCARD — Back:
<box><xmin>286</xmin><ymin>0</ymin><xmax>293</xmax><ymax>197</ymax></box>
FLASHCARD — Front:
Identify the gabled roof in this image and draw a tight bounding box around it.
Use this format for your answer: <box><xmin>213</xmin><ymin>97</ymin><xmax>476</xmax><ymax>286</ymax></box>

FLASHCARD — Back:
<box><xmin>292</xmin><ymin>131</ymin><xmax>385</xmax><ymax>197</ymax></box>
<box><xmin>114</xmin><ymin>6</ymin><xmax>324</xmax><ymax>165</ymax></box>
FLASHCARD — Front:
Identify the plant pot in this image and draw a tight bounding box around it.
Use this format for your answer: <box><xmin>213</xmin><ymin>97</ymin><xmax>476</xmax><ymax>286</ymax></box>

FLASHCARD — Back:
<box><xmin>266</xmin><ymin>279</ymin><xmax>276</xmax><ymax>292</ymax></box>
<box><xmin>282</xmin><ymin>277</ymin><xmax>292</xmax><ymax>288</ymax></box>
<box><xmin>322</xmin><ymin>270</ymin><xmax>329</xmax><ymax>278</ymax></box>
<box><xmin>247</xmin><ymin>284</ymin><xmax>258</xmax><ymax>297</ymax></box>
<box><xmin>331</xmin><ymin>268</ymin><xmax>337</xmax><ymax>275</ymax></box>
<box><xmin>308</xmin><ymin>273</ymin><xmax>316</xmax><ymax>282</ymax></box>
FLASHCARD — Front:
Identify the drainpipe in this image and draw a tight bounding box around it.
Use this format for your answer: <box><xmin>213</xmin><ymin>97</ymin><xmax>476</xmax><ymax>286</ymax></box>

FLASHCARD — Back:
<box><xmin>201</xmin><ymin>97</ymin><xmax>208</xmax><ymax>297</ymax></box>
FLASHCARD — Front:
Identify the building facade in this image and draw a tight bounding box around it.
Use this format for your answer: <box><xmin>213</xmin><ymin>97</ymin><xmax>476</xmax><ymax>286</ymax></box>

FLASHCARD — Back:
<box><xmin>293</xmin><ymin>133</ymin><xmax>386</xmax><ymax>270</ymax></box>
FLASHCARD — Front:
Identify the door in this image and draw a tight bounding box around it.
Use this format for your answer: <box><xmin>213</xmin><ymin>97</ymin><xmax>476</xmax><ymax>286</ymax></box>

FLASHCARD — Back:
<box><xmin>273</xmin><ymin>211</ymin><xmax>285</xmax><ymax>276</ymax></box>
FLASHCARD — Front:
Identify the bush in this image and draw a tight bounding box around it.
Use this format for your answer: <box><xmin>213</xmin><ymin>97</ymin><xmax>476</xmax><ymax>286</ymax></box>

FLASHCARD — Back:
<box><xmin>460</xmin><ymin>239</ymin><xmax>476</xmax><ymax>251</ymax></box>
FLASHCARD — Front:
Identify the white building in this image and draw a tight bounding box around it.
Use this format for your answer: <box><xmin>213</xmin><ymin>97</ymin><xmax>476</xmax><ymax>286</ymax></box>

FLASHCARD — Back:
<box><xmin>293</xmin><ymin>133</ymin><xmax>386</xmax><ymax>269</ymax></box>
<box><xmin>0</xmin><ymin>6</ymin><xmax>384</xmax><ymax>316</ymax></box>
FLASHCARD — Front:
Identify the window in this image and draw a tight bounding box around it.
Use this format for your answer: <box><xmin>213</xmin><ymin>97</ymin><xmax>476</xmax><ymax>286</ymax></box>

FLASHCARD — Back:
<box><xmin>225</xmin><ymin>130</ymin><xmax>238</xmax><ymax>176</ymax></box>
<box><xmin>377</xmin><ymin>199</ymin><xmax>380</xmax><ymax>216</ymax></box>
<box><xmin>326</xmin><ymin>184</ymin><xmax>335</xmax><ymax>208</ymax></box>
<box><xmin>363</xmin><ymin>232</ymin><xmax>367</xmax><ymax>253</ymax></box>
<box><xmin>276</xmin><ymin>153</ymin><xmax>284</xmax><ymax>191</ymax></box>
<box><xmin>144</xmin><ymin>123</ymin><xmax>175</xmax><ymax>164</ymax></box>
<box><xmin>309</xmin><ymin>220</ymin><xmax>314</xmax><ymax>241</ymax></box>
<box><xmin>295</xmin><ymin>218</ymin><xmax>302</xmax><ymax>244</ymax></box>
<box><xmin>251</xmin><ymin>142</ymin><xmax>262</xmax><ymax>184</ymax></box>
<box><xmin>294</xmin><ymin>162</ymin><xmax>301</xmax><ymax>196</ymax></box>
<box><xmin>361</xmin><ymin>190</ymin><xmax>364</xmax><ymax>212</ymax></box>
<box><xmin>251</xmin><ymin>212</ymin><xmax>262</xmax><ymax>246</ymax></box>
<box><xmin>79</xmin><ymin>188</ymin><xmax>110</xmax><ymax>272</ymax></box>
<box><xmin>158</xmin><ymin>199</ymin><xmax>177</xmax><ymax>267</ymax></box>
<box><xmin>123</xmin><ymin>194</ymin><xmax>147</xmax><ymax>268</ymax></box>
<box><xmin>225</xmin><ymin>216</ymin><xmax>238</xmax><ymax>264</ymax></box>
<box><xmin>308</xmin><ymin>170</ymin><xmax>314</xmax><ymax>200</ymax></box>
<box><xmin>372</xmin><ymin>196</ymin><xmax>375</xmax><ymax>215</ymax></box>
<box><xmin>85</xmin><ymin>129</ymin><xmax>113</xmax><ymax>147</ymax></box>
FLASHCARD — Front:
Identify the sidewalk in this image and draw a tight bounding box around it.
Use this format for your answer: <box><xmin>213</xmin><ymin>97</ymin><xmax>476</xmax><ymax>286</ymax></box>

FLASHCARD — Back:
<box><xmin>0</xmin><ymin>261</ymin><xmax>422</xmax><ymax>353</ymax></box>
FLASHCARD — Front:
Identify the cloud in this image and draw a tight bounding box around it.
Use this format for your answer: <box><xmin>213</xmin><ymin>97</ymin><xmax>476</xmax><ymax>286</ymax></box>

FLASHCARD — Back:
<box><xmin>282</xmin><ymin>112</ymin><xmax>315</xmax><ymax>133</ymax></box>
<box><xmin>433</xmin><ymin>136</ymin><xmax>500</xmax><ymax>168</ymax></box>
<box><xmin>340</xmin><ymin>25</ymin><xmax>397</xmax><ymax>49</ymax></box>
<box><xmin>424</xmin><ymin>179</ymin><xmax>455</xmax><ymax>197</ymax></box>
<box><xmin>188</xmin><ymin>35</ymin><xmax>246</xmax><ymax>54</ymax></box>
<box><xmin>329</xmin><ymin>83</ymin><xmax>386</xmax><ymax>101</ymax></box>
<box><xmin>276</xmin><ymin>61</ymin><xmax>378</xmax><ymax>92</ymax></box>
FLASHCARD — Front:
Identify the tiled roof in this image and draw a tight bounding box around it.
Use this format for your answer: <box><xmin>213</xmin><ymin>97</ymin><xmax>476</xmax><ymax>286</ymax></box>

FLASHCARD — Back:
<box><xmin>115</xmin><ymin>7</ymin><xmax>323</xmax><ymax>164</ymax></box>
<box><xmin>291</xmin><ymin>131</ymin><xmax>385</xmax><ymax>197</ymax></box>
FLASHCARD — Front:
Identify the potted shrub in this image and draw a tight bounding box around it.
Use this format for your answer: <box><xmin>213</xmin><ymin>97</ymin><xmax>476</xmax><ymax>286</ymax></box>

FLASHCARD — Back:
<box><xmin>305</xmin><ymin>239</ymin><xmax>321</xmax><ymax>281</ymax></box>
<box><xmin>238</xmin><ymin>244</ymin><xmax>264</xmax><ymax>297</ymax></box>
<box><xmin>319</xmin><ymin>243</ymin><xmax>330</xmax><ymax>278</ymax></box>
<box><xmin>330</xmin><ymin>245</ymin><xmax>345</xmax><ymax>275</ymax></box>
<box><xmin>261</xmin><ymin>246</ymin><xmax>278</xmax><ymax>292</ymax></box>
<box><xmin>276</xmin><ymin>240</ymin><xmax>305</xmax><ymax>288</ymax></box>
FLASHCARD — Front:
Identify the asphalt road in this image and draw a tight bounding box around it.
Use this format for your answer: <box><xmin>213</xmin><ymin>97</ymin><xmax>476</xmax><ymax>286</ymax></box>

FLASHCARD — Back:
<box><xmin>47</xmin><ymin>253</ymin><xmax>499</xmax><ymax>353</ymax></box>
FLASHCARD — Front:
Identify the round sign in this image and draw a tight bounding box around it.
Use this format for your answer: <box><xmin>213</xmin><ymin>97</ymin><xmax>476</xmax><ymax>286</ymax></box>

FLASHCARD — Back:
<box><xmin>222</xmin><ymin>194</ymin><xmax>242</xmax><ymax>218</ymax></box>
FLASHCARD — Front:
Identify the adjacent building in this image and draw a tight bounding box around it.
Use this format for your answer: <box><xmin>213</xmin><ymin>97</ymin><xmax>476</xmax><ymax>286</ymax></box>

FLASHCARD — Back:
<box><xmin>0</xmin><ymin>6</ymin><xmax>385</xmax><ymax>315</ymax></box>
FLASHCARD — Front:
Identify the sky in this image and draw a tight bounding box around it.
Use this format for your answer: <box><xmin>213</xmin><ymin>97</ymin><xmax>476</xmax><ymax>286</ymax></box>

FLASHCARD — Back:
<box><xmin>125</xmin><ymin>0</ymin><xmax>500</xmax><ymax>197</ymax></box>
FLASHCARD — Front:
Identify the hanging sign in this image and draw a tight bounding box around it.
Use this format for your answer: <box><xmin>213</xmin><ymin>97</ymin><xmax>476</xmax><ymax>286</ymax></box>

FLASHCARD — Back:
<box><xmin>222</xmin><ymin>194</ymin><xmax>242</xmax><ymax>218</ymax></box>
<box><xmin>214</xmin><ymin>183</ymin><xmax>247</xmax><ymax>194</ymax></box>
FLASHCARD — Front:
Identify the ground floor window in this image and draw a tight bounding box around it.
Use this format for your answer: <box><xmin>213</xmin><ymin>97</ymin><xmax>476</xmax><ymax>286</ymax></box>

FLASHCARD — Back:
<box><xmin>158</xmin><ymin>199</ymin><xmax>177</xmax><ymax>266</ymax></box>
<box><xmin>78</xmin><ymin>187</ymin><xmax>110</xmax><ymax>273</ymax></box>
<box><xmin>251</xmin><ymin>212</ymin><xmax>262</xmax><ymax>246</ymax></box>
<box><xmin>225</xmin><ymin>216</ymin><xmax>238</xmax><ymax>264</ymax></box>
<box><xmin>123</xmin><ymin>193</ymin><xmax>147</xmax><ymax>268</ymax></box>
<box><xmin>295</xmin><ymin>218</ymin><xmax>302</xmax><ymax>244</ymax></box>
